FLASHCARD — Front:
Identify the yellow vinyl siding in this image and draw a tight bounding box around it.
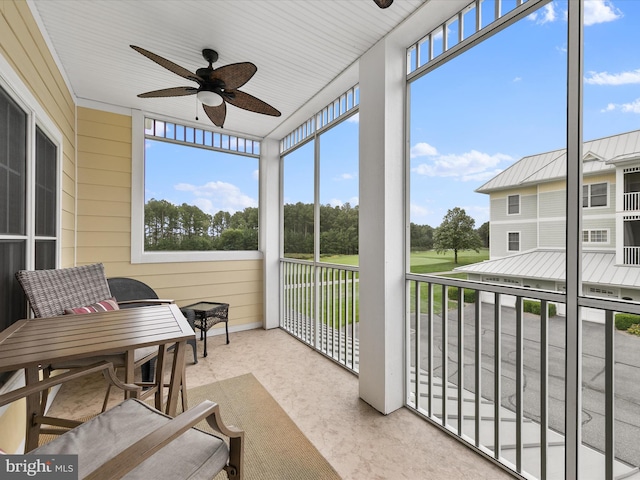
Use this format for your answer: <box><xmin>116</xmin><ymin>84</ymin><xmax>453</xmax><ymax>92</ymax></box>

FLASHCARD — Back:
<box><xmin>76</xmin><ymin>107</ymin><xmax>264</xmax><ymax>329</ymax></box>
<box><xmin>0</xmin><ymin>0</ymin><xmax>77</xmax><ymax>453</ymax></box>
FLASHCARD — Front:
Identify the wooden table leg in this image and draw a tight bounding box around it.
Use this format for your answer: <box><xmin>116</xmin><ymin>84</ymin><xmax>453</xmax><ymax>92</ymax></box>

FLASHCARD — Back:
<box><xmin>124</xmin><ymin>350</ymin><xmax>135</xmax><ymax>400</ymax></box>
<box><xmin>166</xmin><ymin>341</ymin><xmax>186</xmax><ymax>416</ymax></box>
<box><xmin>154</xmin><ymin>344</ymin><xmax>167</xmax><ymax>411</ymax></box>
<box><xmin>24</xmin><ymin>366</ymin><xmax>41</xmax><ymax>452</ymax></box>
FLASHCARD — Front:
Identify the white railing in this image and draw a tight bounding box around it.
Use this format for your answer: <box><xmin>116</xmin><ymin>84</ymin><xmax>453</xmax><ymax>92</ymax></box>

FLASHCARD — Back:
<box><xmin>280</xmin><ymin>258</ymin><xmax>359</xmax><ymax>373</ymax></box>
<box><xmin>406</xmin><ymin>274</ymin><xmax>640</xmax><ymax>480</ymax></box>
<box><xmin>624</xmin><ymin>246</ymin><xmax>640</xmax><ymax>265</ymax></box>
<box><xmin>624</xmin><ymin>192</ymin><xmax>640</xmax><ymax>212</ymax></box>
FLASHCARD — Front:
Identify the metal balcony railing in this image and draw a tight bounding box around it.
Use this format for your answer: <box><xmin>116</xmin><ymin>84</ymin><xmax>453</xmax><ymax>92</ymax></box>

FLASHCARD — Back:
<box><xmin>280</xmin><ymin>258</ymin><xmax>359</xmax><ymax>373</ymax></box>
<box><xmin>406</xmin><ymin>274</ymin><xmax>640</xmax><ymax>480</ymax></box>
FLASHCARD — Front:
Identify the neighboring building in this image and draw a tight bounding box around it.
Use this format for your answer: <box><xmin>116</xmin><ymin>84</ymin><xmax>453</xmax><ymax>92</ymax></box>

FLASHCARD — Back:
<box><xmin>456</xmin><ymin>130</ymin><xmax>640</xmax><ymax>318</ymax></box>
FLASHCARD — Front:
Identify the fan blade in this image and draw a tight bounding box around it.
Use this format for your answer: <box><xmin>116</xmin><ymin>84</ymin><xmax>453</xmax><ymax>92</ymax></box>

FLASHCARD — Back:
<box><xmin>203</xmin><ymin>103</ymin><xmax>227</xmax><ymax>128</ymax></box>
<box><xmin>130</xmin><ymin>45</ymin><xmax>201</xmax><ymax>83</ymax></box>
<box><xmin>225</xmin><ymin>90</ymin><xmax>281</xmax><ymax>117</ymax></box>
<box><xmin>211</xmin><ymin>62</ymin><xmax>257</xmax><ymax>90</ymax></box>
<box><xmin>137</xmin><ymin>86</ymin><xmax>198</xmax><ymax>98</ymax></box>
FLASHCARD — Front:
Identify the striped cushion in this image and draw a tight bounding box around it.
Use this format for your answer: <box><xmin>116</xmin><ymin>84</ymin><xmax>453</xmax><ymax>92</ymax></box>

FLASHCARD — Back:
<box><xmin>65</xmin><ymin>297</ymin><xmax>119</xmax><ymax>315</ymax></box>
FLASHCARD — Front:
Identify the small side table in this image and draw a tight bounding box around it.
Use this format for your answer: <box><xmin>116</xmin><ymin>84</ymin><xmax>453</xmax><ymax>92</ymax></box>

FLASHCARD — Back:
<box><xmin>180</xmin><ymin>301</ymin><xmax>230</xmax><ymax>357</ymax></box>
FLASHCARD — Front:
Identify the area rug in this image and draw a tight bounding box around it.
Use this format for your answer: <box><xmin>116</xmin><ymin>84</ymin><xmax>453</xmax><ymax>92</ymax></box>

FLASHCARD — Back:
<box><xmin>184</xmin><ymin>373</ymin><xmax>341</xmax><ymax>480</ymax></box>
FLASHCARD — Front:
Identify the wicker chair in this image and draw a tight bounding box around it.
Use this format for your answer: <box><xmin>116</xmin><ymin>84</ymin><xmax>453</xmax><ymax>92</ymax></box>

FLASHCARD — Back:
<box><xmin>107</xmin><ymin>277</ymin><xmax>198</xmax><ymax>365</ymax></box>
<box><xmin>14</xmin><ymin>264</ymin><xmax>164</xmax><ymax>416</ymax></box>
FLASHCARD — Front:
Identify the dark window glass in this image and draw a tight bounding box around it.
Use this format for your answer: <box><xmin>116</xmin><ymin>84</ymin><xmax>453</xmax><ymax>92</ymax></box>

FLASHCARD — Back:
<box><xmin>508</xmin><ymin>195</ymin><xmax>519</xmax><ymax>214</ymax></box>
<box><xmin>590</xmin><ymin>183</ymin><xmax>607</xmax><ymax>207</ymax></box>
<box><xmin>35</xmin><ymin>240</ymin><xmax>56</xmax><ymax>270</ymax></box>
<box><xmin>0</xmin><ymin>240</ymin><xmax>26</xmax><ymax>331</ymax></box>
<box><xmin>0</xmin><ymin>87</ymin><xmax>27</xmax><ymax>235</ymax></box>
<box><xmin>508</xmin><ymin>232</ymin><xmax>519</xmax><ymax>251</ymax></box>
<box><xmin>35</xmin><ymin>127</ymin><xmax>57</xmax><ymax>237</ymax></box>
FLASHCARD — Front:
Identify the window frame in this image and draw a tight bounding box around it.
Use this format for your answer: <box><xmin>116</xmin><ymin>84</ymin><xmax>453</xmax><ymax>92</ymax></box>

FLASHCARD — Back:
<box><xmin>582</xmin><ymin>182</ymin><xmax>608</xmax><ymax>208</ymax></box>
<box><xmin>131</xmin><ymin>111</ymin><xmax>263</xmax><ymax>263</ymax></box>
<box><xmin>507</xmin><ymin>194</ymin><xmax>520</xmax><ymax>215</ymax></box>
<box><xmin>582</xmin><ymin>228</ymin><xmax>609</xmax><ymax>244</ymax></box>
<box><xmin>507</xmin><ymin>231</ymin><xmax>520</xmax><ymax>252</ymax></box>
<box><xmin>0</xmin><ymin>60</ymin><xmax>63</xmax><ymax>387</ymax></box>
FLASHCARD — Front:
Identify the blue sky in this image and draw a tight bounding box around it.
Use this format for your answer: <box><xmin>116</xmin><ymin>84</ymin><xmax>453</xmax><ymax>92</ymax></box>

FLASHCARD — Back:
<box><xmin>146</xmin><ymin>0</ymin><xmax>639</xmax><ymax>228</ymax></box>
<box><xmin>410</xmin><ymin>0</ymin><xmax>640</xmax><ymax>227</ymax></box>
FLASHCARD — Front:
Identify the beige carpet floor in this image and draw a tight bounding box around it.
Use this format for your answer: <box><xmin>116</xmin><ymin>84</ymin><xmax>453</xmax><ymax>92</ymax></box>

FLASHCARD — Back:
<box><xmin>185</xmin><ymin>373</ymin><xmax>341</xmax><ymax>480</ymax></box>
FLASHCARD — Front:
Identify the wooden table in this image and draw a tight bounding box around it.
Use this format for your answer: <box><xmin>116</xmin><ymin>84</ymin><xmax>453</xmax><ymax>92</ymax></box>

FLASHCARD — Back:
<box><xmin>0</xmin><ymin>303</ymin><xmax>195</xmax><ymax>452</ymax></box>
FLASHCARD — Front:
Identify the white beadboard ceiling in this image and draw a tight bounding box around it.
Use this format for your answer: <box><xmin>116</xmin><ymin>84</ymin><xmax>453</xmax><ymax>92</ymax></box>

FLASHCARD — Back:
<box><xmin>29</xmin><ymin>0</ymin><xmax>432</xmax><ymax>139</ymax></box>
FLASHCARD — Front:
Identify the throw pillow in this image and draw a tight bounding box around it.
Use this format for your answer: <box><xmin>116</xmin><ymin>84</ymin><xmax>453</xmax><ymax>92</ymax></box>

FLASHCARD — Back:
<box><xmin>65</xmin><ymin>297</ymin><xmax>120</xmax><ymax>314</ymax></box>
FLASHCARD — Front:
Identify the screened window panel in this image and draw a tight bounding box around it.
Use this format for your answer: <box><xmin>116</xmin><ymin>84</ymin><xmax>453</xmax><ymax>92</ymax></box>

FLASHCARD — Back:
<box><xmin>35</xmin><ymin>127</ymin><xmax>57</xmax><ymax>237</ymax></box>
<box><xmin>0</xmin><ymin>240</ymin><xmax>27</xmax><ymax>332</ymax></box>
<box><xmin>0</xmin><ymin>87</ymin><xmax>27</xmax><ymax>235</ymax></box>
<box><xmin>35</xmin><ymin>240</ymin><xmax>56</xmax><ymax>270</ymax></box>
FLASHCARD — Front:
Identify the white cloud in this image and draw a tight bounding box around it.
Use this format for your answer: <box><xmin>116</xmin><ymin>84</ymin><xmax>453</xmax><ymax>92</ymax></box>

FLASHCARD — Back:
<box><xmin>327</xmin><ymin>196</ymin><xmax>359</xmax><ymax>208</ymax></box>
<box><xmin>410</xmin><ymin>142</ymin><xmax>438</xmax><ymax>158</ymax></box>
<box><xmin>253</xmin><ymin>169</ymin><xmax>259</xmax><ymax>181</ymax></box>
<box><xmin>412</xmin><ymin>150</ymin><xmax>513</xmax><ymax>181</ymax></box>
<box><xmin>347</xmin><ymin>112</ymin><xmax>359</xmax><ymax>123</ymax></box>
<box><xmin>410</xmin><ymin>203</ymin><xmax>432</xmax><ymax>218</ymax></box>
<box><xmin>601</xmin><ymin>98</ymin><xmax>640</xmax><ymax>114</ymax></box>
<box><xmin>461</xmin><ymin>169</ymin><xmax>504</xmax><ymax>182</ymax></box>
<box><xmin>174</xmin><ymin>181</ymin><xmax>257</xmax><ymax>214</ymax></box>
<box><xmin>462</xmin><ymin>205</ymin><xmax>491</xmax><ymax>224</ymax></box>
<box><xmin>513</xmin><ymin>77</ymin><xmax>522</xmax><ymax>83</ymax></box>
<box><xmin>528</xmin><ymin>3</ymin><xmax>557</xmax><ymax>24</ymax></box>
<box><xmin>584</xmin><ymin>0</ymin><xmax>622</xmax><ymax>26</ymax></box>
<box><xmin>335</xmin><ymin>172</ymin><xmax>356</xmax><ymax>181</ymax></box>
<box><xmin>585</xmin><ymin>69</ymin><xmax>640</xmax><ymax>86</ymax></box>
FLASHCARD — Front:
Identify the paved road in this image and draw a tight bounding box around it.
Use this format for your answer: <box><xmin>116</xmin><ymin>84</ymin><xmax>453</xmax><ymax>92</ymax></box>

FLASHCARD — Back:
<box><xmin>412</xmin><ymin>302</ymin><xmax>640</xmax><ymax>468</ymax></box>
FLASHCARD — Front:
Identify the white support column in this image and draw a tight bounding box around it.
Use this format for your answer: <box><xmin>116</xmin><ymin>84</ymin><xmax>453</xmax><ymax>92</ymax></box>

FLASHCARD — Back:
<box><xmin>260</xmin><ymin>138</ymin><xmax>281</xmax><ymax>330</ymax></box>
<box><xmin>358</xmin><ymin>37</ymin><xmax>407</xmax><ymax>414</ymax></box>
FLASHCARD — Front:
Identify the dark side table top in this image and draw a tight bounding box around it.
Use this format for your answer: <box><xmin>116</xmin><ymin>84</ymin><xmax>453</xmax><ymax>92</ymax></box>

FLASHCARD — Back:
<box><xmin>181</xmin><ymin>301</ymin><xmax>228</xmax><ymax>315</ymax></box>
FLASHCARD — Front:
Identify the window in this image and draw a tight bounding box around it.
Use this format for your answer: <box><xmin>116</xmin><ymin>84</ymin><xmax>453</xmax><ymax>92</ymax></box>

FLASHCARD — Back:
<box><xmin>507</xmin><ymin>194</ymin><xmax>520</xmax><ymax>215</ymax></box>
<box><xmin>0</xmin><ymin>83</ymin><xmax>59</xmax><ymax>384</ymax></box>
<box><xmin>583</xmin><ymin>229</ymin><xmax>608</xmax><ymax>244</ymax></box>
<box><xmin>508</xmin><ymin>232</ymin><xmax>520</xmax><ymax>251</ymax></box>
<box><xmin>583</xmin><ymin>182</ymin><xmax>607</xmax><ymax>208</ymax></box>
<box><xmin>142</xmin><ymin>118</ymin><xmax>259</xmax><ymax>253</ymax></box>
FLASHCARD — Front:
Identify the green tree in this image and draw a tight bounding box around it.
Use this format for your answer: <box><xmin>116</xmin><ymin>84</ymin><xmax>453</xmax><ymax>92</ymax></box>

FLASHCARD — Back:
<box><xmin>410</xmin><ymin>223</ymin><xmax>434</xmax><ymax>250</ymax></box>
<box><xmin>477</xmin><ymin>221</ymin><xmax>490</xmax><ymax>248</ymax></box>
<box><xmin>433</xmin><ymin>207</ymin><xmax>483</xmax><ymax>264</ymax></box>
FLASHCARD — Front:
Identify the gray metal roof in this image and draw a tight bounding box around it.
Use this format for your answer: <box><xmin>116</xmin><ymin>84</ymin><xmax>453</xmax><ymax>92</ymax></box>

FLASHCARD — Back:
<box><xmin>454</xmin><ymin>249</ymin><xmax>640</xmax><ymax>288</ymax></box>
<box><xmin>476</xmin><ymin>130</ymin><xmax>640</xmax><ymax>193</ymax></box>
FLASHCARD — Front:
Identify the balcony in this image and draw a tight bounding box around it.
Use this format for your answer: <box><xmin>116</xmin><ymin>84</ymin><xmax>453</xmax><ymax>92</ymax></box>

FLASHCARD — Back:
<box><xmin>280</xmin><ymin>259</ymin><xmax>640</xmax><ymax>479</ymax></box>
<box><xmin>45</xmin><ymin>327</ymin><xmax>510</xmax><ymax>480</ymax></box>
<box><xmin>623</xmin><ymin>192</ymin><xmax>640</xmax><ymax>212</ymax></box>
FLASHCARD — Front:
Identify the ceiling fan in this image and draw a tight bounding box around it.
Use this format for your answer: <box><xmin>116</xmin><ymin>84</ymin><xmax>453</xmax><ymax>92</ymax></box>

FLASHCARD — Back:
<box><xmin>130</xmin><ymin>45</ymin><xmax>281</xmax><ymax>128</ymax></box>
<box><xmin>373</xmin><ymin>0</ymin><xmax>393</xmax><ymax>7</ymax></box>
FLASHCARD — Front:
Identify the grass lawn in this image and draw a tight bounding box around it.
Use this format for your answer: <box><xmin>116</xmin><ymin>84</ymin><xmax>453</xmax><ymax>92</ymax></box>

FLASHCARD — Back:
<box><xmin>289</xmin><ymin>249</ymin><xmax>489</xmax><ymax>272</ymax></box>
<box><xmin>410</xmin><ymin>249</ymin><xmax>489</xmax><ymax>274</ymax></box>
<box><xmin>284</xmin><ymin>250</ymin><xmax>487</xmax><ymax>320</ymax></box>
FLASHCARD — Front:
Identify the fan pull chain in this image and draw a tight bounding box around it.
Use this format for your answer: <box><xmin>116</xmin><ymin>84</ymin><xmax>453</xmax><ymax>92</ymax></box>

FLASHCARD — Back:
<box><xmin>195</xmin><ymin>96</ymin><xmax>199</xmax><ymax>121</ymax></box>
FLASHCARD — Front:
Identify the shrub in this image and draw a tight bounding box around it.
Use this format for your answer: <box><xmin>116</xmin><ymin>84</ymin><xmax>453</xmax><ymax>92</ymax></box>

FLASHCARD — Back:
<box><xmin>523</xmin><ymin>300</ymin><xmax>557</xmax><ymax>317</ymax></box>
<box><xmin>627</xmin><ymin>323</ymin><xmax>640</xmax><ymax>336</ymax></box>
<box><xmin>447</xmin><ymin>288</ymin><xmax>477</xmax><ymax>303</ymax></box>
<box><xmin>615</xmin><ymin>313</ymin><xmax>640</xmax><ymax>331</ymax></box>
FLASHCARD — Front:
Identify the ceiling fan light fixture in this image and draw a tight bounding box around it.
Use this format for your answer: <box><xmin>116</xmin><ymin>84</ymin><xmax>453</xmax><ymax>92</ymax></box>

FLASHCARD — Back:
<box><xmin>197</xmin><ymin>90</ymin><xmax>223</xmax><ymax>107</ymax></box>
<box><xmin>373</xmin><ymin>0</ymin><xmax>393</xmax><ymax>8</ymax></box>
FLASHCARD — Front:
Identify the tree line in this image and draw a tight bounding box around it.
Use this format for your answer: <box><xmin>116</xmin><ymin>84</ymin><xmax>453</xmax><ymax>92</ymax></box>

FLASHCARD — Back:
<box><xmin>145</xmin><ymin>199</ymin><xmax>258</xmax><ymax>251</ymax></box>
<box><xmin>145</xmin><ymin>198</ymin><xmax>488</xmax><ymax>262</ymax></box>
